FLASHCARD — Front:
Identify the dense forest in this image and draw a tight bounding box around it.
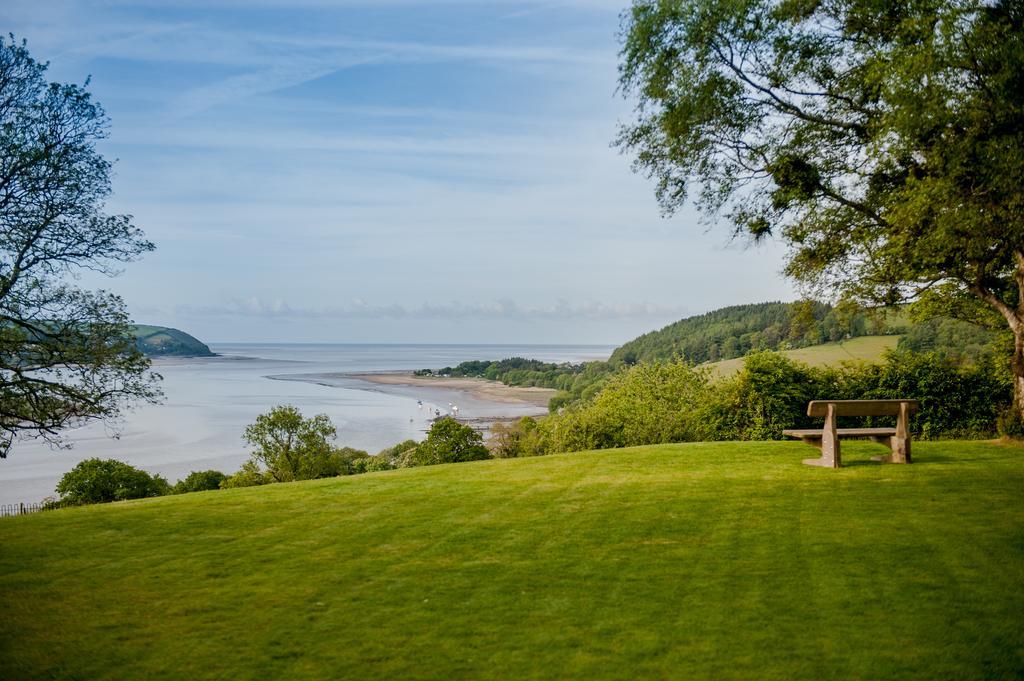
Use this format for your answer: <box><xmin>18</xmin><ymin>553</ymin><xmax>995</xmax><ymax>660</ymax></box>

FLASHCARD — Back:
<box><xmin>897</xmin><ymin>317</ymin><xmax>1005</xmax><ymax>365</ymax></box>
<box><xmin>609</xmin><ymin>301</ymin><xmax>890</xmax><ymax>365</ymax></box>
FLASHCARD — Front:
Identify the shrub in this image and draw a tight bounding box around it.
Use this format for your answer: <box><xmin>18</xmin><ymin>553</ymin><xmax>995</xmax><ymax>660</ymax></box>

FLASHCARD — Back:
<box><xmin>171</xmin><ymin>470</ymin><xmax>227</xmax><ymax>494</ymax></box>
<box><xmin>489</xmin><ymin>421</ymin><xmax>524</xmax><ymax>458</ymax></box>
<box><xmin>236</xmin><ymin>406</ymin><xmax>368</xmax><ymax>483</ymax></box>
<box><xmin>704</xmin><ymin>350</ymin><xmax>1008</xmax><ymax>440</ymax></box>
<box><xmin>55</xmin><ymin>458</ymin><xmax>170</xmax><ymax>505</ymax></box>
<box><xmin>220</xmin><ymin>461</ymin><xmax>270</xmax><ymax>489</ymax></box>
<box><xmin>493</xmin><ymin>350</ymin><xmax>1011</xmax><ymax>457</ymax></box>
<box><xmin>528</xmin><ymin>361</ymin><xmax>713</xmax><ymax>454</ymax></box>
<box><xmin>701</xmin><ymin>351</ymin><xmax>824</xmax><ymax>440</ymax></box>
<box><xmin>376</xmin><ymin>439</ymin><xmax>420</xmax><ymax>468</ymax></box>
<box><xmin>833</xmin><ymin>351</ymin><xmax>1010</xmax><ymax>438</ymax></box>
<box><xmin>406</xmin><ymin>418</ymin><xmax>490</xmax><ymax>466</ymax></box>
<box><xmin>350</xmin><ymin>455</ymin><xmax>396</xmax><ymax>474</ymax></box>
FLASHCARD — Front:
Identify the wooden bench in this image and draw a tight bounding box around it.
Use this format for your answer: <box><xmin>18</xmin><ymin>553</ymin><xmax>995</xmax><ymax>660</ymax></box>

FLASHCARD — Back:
<box><xmin>783</xmin><ymin>399</ymin><xmax>920</xmax><ymax>468</ymax></box>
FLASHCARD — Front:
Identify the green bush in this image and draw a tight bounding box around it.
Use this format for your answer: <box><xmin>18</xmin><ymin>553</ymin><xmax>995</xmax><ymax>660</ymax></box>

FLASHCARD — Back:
<box><xmin>171</xmin><ymin>470</ymin><xmax>227</xmax><ymax>494</ymax></box>
<box><xmin>55</xmin><ymin>458</ymin><xmax>170</xmax><ymax>505</ymax></box>
<box><xmin>375</xmin><ymin>439</ymin><xmax>420</xmax><ymax>468</ymax></box>
<box><xmin>700</xmin><ymin>351</ymin><xmax>823</xmax><ymax>440</ymax></box>
<box><xmin>405</xmin><ymin>418</ymin><xmax>490</xmax><ymax>466</ymax></box>
<box><xmin>220</xmin><ymin>461</ymin><xmax>270</xmax><ymax>489</ymax></box>
<box><xmin>998</xmin><ymin>406</ymin><xmax>1024</xmax><ymax>439</ymax></box>
<box><xmin>508</xmin><ymin>362</ymin><xmax>713</xmax><ymax>456</ymax></box>
<box><xmin>704</xmin><ymin>351</ymin><xmax>1009</xmax><ymax>440</ymax></box>
<box><xmin>490</xmin><ymin>350</ymin><xmax>1011</xmax><ymax>457</ymax></box>
<box><xmin>235</xmin><ymin>406</ymin><xmax>369</xmax><ymax>483</ymax></box>
<box><xmin>830</xmin><ymin>352</ymin><xmax>1010</xmax><ymax>439</ymax></box>
<box><xmin>350</xmin><ymin>455</ymin><xmax>397</xmax><ymax>474</ymax></box>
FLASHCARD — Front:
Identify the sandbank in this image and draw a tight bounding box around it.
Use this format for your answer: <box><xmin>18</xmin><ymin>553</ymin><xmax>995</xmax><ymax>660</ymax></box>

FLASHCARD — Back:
<box><xmin>348</xmin><ymin>372</ymin><xmax>555</xmax><ymax>408</ymax></box>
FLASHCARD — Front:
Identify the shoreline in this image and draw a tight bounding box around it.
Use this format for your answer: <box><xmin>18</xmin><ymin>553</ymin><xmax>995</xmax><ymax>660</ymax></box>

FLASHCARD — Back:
<box><xmin>346</xmin><ymin>372</ymin><xmax>556</xmax><ymax>409</ymax></box>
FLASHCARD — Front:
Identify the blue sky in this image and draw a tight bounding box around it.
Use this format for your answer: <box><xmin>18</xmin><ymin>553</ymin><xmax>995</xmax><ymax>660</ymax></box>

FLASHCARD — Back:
<box><xmin>2</xmin><ymin>0</ymin><xmax>796</xmax><ymax>344</ymax></box>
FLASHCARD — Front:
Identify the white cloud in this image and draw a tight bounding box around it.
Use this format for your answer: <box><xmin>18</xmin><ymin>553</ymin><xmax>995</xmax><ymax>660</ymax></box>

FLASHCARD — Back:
<box><xmin>176</xmin><ymin>297</ymin><xmax>692</xmax><ymax>321</ymax></box>
<box><xmin>4</xmin><ymin>0</ymin><xmax>798</xmax><ymax>345</ymax></box>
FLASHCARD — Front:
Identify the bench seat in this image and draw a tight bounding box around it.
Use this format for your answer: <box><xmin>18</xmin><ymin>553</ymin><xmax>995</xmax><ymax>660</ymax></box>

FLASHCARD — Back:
<box><xmin>782</xmin><ymin>427</ymin><xmax>897</xmax><ymax>439</ymax></box>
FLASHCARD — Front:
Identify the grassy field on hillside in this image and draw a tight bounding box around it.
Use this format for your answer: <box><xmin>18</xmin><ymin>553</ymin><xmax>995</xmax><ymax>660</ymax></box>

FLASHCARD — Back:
<box><xmin>708</xmin><ymin>335</ymin><xmax>901</xmax><ymax>376</ymax></box>
<box><xmin>2</xmin><ymin>440</ymin><xmax>1022</xmax><ymax>680</ymax></box>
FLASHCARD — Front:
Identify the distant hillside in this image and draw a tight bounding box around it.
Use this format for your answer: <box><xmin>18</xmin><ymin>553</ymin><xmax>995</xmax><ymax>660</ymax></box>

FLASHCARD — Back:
<box><xmin>430</xmin><ymin>301</ymin><xmax>1000</xmax><ymax>411</ymax></box>
<box><xmin>131</xmin><ymin>325</ymin><xmax>214</xmax><ymax>357</ymax></box>
<box><xmin>707</xmin><ymin>335</ymin><xmax>901</xmax><ymax>377</ymax></box>
<box><xmin>609</xmin><ymin>301</ymin><xmax>894</xmax><ymax>366</ymax></box>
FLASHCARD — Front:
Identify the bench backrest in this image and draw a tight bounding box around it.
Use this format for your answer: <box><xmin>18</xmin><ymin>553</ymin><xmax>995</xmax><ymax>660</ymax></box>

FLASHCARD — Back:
<box><xmin>807</xmin><ymin>399</ymin><xmax>920</xmax><ymax>418</ymax></box>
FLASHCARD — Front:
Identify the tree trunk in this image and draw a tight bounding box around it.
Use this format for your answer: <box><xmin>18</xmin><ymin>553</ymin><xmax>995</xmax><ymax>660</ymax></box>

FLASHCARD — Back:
<box><xmin>1014</xmin><ymin>253</ymin><xmax>1024</xmax><ymax>429</ymax></box>
<box><xmin>970</xmin><ymin>251</ymin><xmax>1024</xmax><ymax>434</ymax></box>
<box><xmin>1013</xmin><ymin>324</ymin><xmax>1024</xmax><ymax>428</ymax></box>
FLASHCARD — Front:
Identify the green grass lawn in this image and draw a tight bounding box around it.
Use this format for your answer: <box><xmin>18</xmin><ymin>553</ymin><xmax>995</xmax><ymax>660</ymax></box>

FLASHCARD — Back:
<box><xmin>708</xmin><ymin>335</ymin><xmax>901</xmax><ymax>376</ymax></box>
<box><xmin>2</xmin><ymin>440</ymin><xmax>1022</xmax><ymax>680</ymax></box>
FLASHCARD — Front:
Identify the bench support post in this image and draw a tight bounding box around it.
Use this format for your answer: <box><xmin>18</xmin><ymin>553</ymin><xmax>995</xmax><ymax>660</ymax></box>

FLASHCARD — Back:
<box><xmin>889</xmin><ymin>401</ymin><xmax>912</xmax><ymax>464</ymax></box>
<box><xmin>803</xmin><ymin>403</ymin><xmax>841</xmax><ymax>468</ymax></box>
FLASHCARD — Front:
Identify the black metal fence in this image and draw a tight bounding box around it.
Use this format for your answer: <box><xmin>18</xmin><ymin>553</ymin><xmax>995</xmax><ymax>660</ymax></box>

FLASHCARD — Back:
<box><xmin>0</xmin><ymin>501</ymin><xmax>71</xmax><ymax>518</ymax></box>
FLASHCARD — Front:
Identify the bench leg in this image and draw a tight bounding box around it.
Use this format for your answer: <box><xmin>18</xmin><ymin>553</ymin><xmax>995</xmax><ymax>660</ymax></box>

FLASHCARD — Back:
<box><xmin>803</xmin><ymin>404</ymin><xmax>841</xmax><ymax>468</ymax></box>
<box><xmin>888</xmin><ymin>402</ymin><xmax>912</xmax><ymax>463</ymax></box>
<box><xmin>889</xmin><ymin>436</ymin><xmax>911</xmax><ymax>464</ymax></box>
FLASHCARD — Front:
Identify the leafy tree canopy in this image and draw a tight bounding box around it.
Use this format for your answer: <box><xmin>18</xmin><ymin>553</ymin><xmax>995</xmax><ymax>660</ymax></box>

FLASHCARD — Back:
<box><xmin>409</xmin><ymin>418</ymin><xmax>490</xmax><ymax>466</ymax></box>
<box><xmin>618</xmin><ymin>0</ymin><xmax>1024</xmax><ymax>420</ymax></box>
<box><xmin>171</xmin><ymin>470</ymin><xmax>227</xmax><ymax>494</ymax></box>
<box><xmin>55</xmin><ymin>458</ymin><xmax>169</xmax><ymax>505</ymax></box>
<box><xmin>0</xmin><ymin>37</ymin><xmax>159</xmax><ymax>456</ymax></box>
<box><xmin>240</xmin><ymin>405</ymin><xmax>367</xmax><ymax>483</ymax></box>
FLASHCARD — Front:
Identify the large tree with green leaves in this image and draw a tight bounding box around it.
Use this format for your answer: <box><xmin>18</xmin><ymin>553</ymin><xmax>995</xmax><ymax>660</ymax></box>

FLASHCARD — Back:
<box><xmin>617</xmin><ymin>1</ymin><xmax>1024</xmax><ymax>426</ymax></box>
<box><xmin>408</xmin><ymin>417</ymin><xmax>490</xmax><ymax>466</ymax></box>
<box><xmin>0</xmin><ymin>37</ymin><xmax>159</xmax><ymax>456</ymax></box>
<box><xmin>241</xmin><ymin>405</ymin><xmax>366</xmax><ymax>482</ymax></box>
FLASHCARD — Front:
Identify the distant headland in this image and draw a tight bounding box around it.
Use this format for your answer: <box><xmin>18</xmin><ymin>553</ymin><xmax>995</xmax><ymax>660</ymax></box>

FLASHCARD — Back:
<box><xmin>131</xmin><ymin>325</ymin><xmax>215</xmax><ymax>357</ymax></box>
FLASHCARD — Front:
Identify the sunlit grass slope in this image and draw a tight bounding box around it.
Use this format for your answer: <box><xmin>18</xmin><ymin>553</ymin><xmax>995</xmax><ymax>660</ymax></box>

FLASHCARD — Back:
<box><xmin>708</xmin><ymin>335</ymin><xmax>901</xmax><ymax>376</ymax></box>
<box><xmin>2</xmin><ymin>440</ymin><xmax>1022</xmax><ymax>680</ymax></box>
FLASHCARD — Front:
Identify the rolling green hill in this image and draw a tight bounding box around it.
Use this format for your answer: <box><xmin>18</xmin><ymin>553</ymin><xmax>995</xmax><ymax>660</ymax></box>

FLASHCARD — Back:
<box><xmin>441</xmin><ymin>302</ymin><xmax>914</xmax><ymax>408</ymax></box>
<box><xmin>610</xmin><ymin>301</ymin><xmax>895</xmax><ymax>366</ymax></box>
<box><xmin>707</xmin><ymin>335</ymin><xmax>901</xmax><ymax>376</ymax></box>
<box><xmin>130</xmin><ymin>324</ymin><xmax>214</xmax><ymax>357</ymax></box>
<box><xmin>440</xmin><ymin>302</ymin><xmax>1004</xmax><ymax>413</ymax></box>
<box><xmin>1</xmin><ymin>440</ymin><xmax>1021</xmax><ymax>680</ymax></box>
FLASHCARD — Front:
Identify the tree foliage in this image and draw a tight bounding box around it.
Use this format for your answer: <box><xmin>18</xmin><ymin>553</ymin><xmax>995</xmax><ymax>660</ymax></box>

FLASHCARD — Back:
<box><xmin>407</xmin><ymin>417</ymin><xmax>490</xmax><ymax>466</ymax></box>
<box><xmin>618</xmin><ymin>0</ymin><xmax>1024</xmax><ymax>420</ymax></box>
<box><xmin>491</xmin><ymin>351</ymin><xmax>1010</xmax><ymax>457</ymax></box>
<box><xmin>898</xmin><ymin>316</ymin><xmax>1007</xmax><ymax>366</ymax></box>
<box><xmin>238</xmin><ymin>405</ymin><xmax>366</xmax><ymax>483</ymax></box>
<box><xmin>0</xmin><ymin>37</ymin><xmax>159</xmax><ymax>456</ymax></box>
<box><xmin>611</xmin><ymin>300</ymin><xmax>885</xmax><ymax>364</ymax></box>
<box><xmin>171</xmin><ymin>470</ymin><xmax>227</xmax><ymax>494</ymax></box>
<box><xmin>55</xmin><ymin>457</ymin><xmax>169</xmax><ymax>505</ymax></box>
<box><xmin>433</xmin><ymin>301</ymin><xmax>890</xmax><ymax>411</ymax></box>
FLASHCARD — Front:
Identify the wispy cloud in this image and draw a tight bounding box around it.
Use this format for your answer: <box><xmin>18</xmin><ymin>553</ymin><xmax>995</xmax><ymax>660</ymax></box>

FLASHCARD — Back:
<box><xmin>169</xmin><ymin>55</ymin><xmax>383</xmax><ymax>118</ymax></box>
<box><xmin>3</xmin><ymin>0</ymin><xmax>797</xmax><ymax>344</ymax></box>
<box><xmin>28</xmin><ymin>18</ymin><xmax>614</xmax><ymax>70</ymax></box>
<box><xmin>176</xmin><ymin>298</ymin><xmax>691</xmax><ymax>322</ymax></box>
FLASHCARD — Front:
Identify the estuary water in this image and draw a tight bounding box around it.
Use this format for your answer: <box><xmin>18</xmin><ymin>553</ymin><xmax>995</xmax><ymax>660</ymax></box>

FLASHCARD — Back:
<box><xmin>0</xmin><ymin>343</ymin><xmax>613</xmax><ymax>505</ymax></box>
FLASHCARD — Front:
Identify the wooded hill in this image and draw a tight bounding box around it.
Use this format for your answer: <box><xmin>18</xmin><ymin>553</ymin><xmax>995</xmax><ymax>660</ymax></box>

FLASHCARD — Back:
<box><xmin>610</xmin><ymin>301</ymin><xmax>893</xmax><ymax>365</ymax></box>
<box><xmin>131</xmin><ymin>325</ymin><xmax>214</xmax><ymax>357</ymax></box>
<box><xmin>428</xmin><ymin>301</ymin><xmax>1003</xmax><ymax>410</ymax></box>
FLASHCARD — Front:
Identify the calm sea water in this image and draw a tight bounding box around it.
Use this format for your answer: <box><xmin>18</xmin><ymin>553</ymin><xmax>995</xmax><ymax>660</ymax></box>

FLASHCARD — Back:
<box><xmin>0</xmin><ymin>343</ymin><xmax>613</xmax><ymax>504</ymax></box>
